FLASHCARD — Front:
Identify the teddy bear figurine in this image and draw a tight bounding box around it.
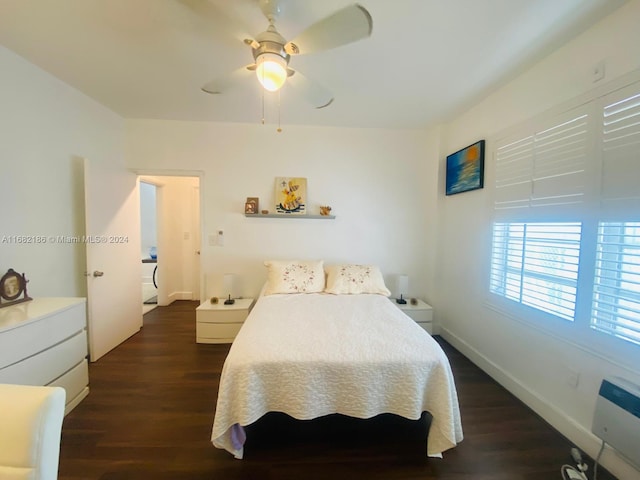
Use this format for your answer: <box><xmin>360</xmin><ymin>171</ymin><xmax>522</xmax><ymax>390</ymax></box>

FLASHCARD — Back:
<box><xmin>319</xmin><ymin>205</ymin><xmax>332</xmax><ymax>216</ymax></box>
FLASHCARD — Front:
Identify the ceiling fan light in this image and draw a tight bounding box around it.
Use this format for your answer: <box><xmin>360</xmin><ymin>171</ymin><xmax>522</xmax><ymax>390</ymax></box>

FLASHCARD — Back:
<box><xmin>256</xmin><ymin>53</ymin><xmax>287</xmax><ymax>92</ymax></box>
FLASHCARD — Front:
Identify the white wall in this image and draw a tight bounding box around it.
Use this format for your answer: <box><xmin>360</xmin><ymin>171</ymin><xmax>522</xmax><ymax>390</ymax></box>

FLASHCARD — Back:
<box><xmin>124</xmin><ymin>121</ymin><xmax>439</xmax><ymax>303</ymax></box>
<box><xmin>0</xmin><ymin>46</ymin><xmax>125</xmax><ymax>298</ymax></box>
<box><xmin>435</xmin><ymin>2</ymin><xmax>640</xmax><ymax>478</ymax></box>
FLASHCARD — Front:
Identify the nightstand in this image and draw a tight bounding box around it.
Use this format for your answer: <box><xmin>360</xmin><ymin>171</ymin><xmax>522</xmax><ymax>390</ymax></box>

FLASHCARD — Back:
<box><xmin>395</xmin><ymin>299</ymin><xmax>433</xmax><ymax>334</ymax></box>
<box><xmin>196</xmin><ymin>298</ymin><xmax>255</xmax><ymax>344</ymax></box>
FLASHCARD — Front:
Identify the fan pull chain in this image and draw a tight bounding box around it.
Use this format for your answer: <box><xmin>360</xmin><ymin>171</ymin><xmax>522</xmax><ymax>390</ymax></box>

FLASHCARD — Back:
<box><xmin>261</xmin><ymin>81</ymin><xmax>265</xmax><ymax>125</ymax></box>
<box><xmin>277</xmin><ymin>89</ymin><xmax>282</xmax><ymax>133</ymax></box>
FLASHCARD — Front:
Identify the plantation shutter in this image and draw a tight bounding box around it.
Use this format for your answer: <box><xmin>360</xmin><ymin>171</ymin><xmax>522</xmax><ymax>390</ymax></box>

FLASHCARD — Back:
<box><xmin>494</xmin><ymin>136</ymin><xmax>533</xmax><ymax>212</ymax></box>
<box><xmin>490</xmin><ymin>222</ymin><xmax>581</xmax><ymax>321</ymax></box>
<box><xmin>591</xmin><ymin>222</ymin><xmax>640</xmax><ymax>345</ymax></box>
<box><xmin>600</xmin><ymin>86</ymin><xmax>640</xmax><ymax>214</ymax></box>
<box><xmin>491</xmin><ymin>77</ymin><xmax>640</xmax><ymax>347</ymax></box>
<box><xmin>494</xmin><ymin>105</ymin><xmax>594</xmax><ymax>218</ymax></box>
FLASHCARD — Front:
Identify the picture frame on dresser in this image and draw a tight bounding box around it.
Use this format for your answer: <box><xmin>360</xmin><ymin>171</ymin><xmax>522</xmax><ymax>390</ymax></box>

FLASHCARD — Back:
<box><xmin>245</xmin><ymin>197</ymin><xmax>259</xmax><ymax>214</ymax></box>
<box><xmin>0</xmin><ymin>268</ymin><xmax>32</xmax><ymax>308</ymax></box>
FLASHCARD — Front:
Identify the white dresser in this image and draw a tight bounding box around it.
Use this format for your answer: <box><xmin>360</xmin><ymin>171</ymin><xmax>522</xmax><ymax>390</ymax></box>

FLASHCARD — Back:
<box><xmin>0</xmin><ymin>298</ymin><xmax>89</xmax><ymax>415</ymax></box>
<box><xmin>196</xmin><ymin>298</ymin><xmax>255</xmax><ymax>344</ymax></box>
<box><xmin>396</xmin><ymin>299</ymin><xmax>434</xmax><ymax>334</ymax></box>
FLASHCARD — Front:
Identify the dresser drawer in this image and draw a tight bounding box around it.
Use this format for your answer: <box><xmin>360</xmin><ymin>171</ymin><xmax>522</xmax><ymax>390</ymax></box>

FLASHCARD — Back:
<box><xmin>415</xmin><ymin>322</ymin><xmax>433</xmax><ymax>335</ymax></box>
<box><xmin>49</xmin><ymin>359</ymin><xmax>89</xmax><ymax>413</ymax></box>
<box><xmin>0</xmin><ymin>302</ymin><xmax>85</xmax><ymax>369</ymax></box>
<box><xmin>197</xmin><ymin>309</ymin><xmax>248</xmax><ymax>324</ymax></box>
<box><xmin>196</xmin><ymin>322</ymin><xmax>243</xmax><ymax>341</ymax></box>
<box><xmin>0</xmin><ymin>330</ymin><xmax>87</xmax><ymax>386</ymax></box>
<box><xmin>403</xmin><ymin>309</ymin><xmax>433</xmax><ymax>324</ymax></box>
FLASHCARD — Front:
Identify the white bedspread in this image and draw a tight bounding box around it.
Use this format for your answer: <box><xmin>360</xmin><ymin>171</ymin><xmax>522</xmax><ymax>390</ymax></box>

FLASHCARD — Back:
<box><xmin>211</xmin><ymin>293</ymin><xmax>463</xmax><ymax>458</ymax></box>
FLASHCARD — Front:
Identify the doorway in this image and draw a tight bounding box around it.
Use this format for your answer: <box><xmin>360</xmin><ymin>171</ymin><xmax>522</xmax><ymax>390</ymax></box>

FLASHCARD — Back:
<box><xmin>140</xmin><ymin>181</ymin><xmax>158</xmax><ymax>313</ymax></box>
<box><xmin>138</xmin><ymin>174</ymin><xmax>202</xmax><ymax>314</ymax></box>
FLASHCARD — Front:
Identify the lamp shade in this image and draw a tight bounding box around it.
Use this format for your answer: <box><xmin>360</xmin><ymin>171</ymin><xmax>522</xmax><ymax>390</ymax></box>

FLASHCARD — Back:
<box><xmin>223</xmin><ymin>273</ymin><xmax>236</xmax><ymax>299</ymax></box>
<box><xmin>395</xmin><ymin>274</ymin><xmax>409</xmax><ymax>298</ymax></box>
<box><xmin>255</xmin><ymin>53</ymin><xmax>287</xmax><ymax>92</ymax></box>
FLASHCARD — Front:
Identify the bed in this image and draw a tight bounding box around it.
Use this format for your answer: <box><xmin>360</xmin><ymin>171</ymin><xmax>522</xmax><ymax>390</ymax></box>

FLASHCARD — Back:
<box><xmin>210</xmin><ymin>262</ymin><xmax>463</xmax><ymax>459</ymax></box>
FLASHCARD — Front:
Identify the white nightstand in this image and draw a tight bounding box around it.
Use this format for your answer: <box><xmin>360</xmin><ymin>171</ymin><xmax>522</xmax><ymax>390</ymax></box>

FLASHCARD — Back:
<box><xmin>196</xmin><ymin>298</ymin><xmax>255</xmax><ymax>344</ymax></box>
<box><xmin>395</xmin><ymin>299</ymin><xmax>433</xmax><ymax>334</ymax></box>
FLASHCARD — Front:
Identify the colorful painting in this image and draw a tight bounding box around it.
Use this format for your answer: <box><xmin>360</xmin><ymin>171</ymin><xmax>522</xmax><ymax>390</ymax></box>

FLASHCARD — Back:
<box><xmin>445</xmin><ymin>140</ymin><xmax>485</xmax><ymax>195</ymax></box>
<box><xmin>275</xmin><ymin>177</ymin><xmax>307</xmax><ymax>214</ymax></box>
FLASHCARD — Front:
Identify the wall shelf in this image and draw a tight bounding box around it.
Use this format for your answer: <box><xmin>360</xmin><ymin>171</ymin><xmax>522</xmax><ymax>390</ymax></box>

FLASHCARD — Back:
<box><xmin>244</xmin><ymin>213</ymin><xmax>335</xmax><ymax>220</ymax></box>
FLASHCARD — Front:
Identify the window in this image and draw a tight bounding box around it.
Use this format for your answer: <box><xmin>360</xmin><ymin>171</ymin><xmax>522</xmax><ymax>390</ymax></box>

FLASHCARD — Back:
<box><xmin>489</xmin><ymin>80</ymin><xmax>640</xmax><ymax>353</ymax></box>
<box><xmin>490</xmin><ymin>222</ymin><xmax>581</xmax><ymax>321</ymax></box>
<box><xmin>591</xmin><ymin>222</ymin><xmax>640</xmax><ymax>345</ymax></box>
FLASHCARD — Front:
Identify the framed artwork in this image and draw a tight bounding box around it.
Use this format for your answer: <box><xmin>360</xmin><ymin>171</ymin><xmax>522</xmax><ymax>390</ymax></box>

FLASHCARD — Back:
<box><xmin>275</xmin><ymin>177</ymin><xmax>307</xmax><ymax>214</ymax></box>
<box><xmin>445</xmin><ymin>139</ymin><xmax>485</xmax><ymax>195</ymax></box>
<box><xmin>0</xmin><ymin>268</ymin><xmax>32</xmax><ymax>308</ymax></box>
<box><xmin>245</xmin><ymin>197</ymin><xmax>259</xmax><ymax>214</ymax></box>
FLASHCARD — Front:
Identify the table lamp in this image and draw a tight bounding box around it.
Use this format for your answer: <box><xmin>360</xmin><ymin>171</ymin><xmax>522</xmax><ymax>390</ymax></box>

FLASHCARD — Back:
<box><xmin>223</xmin><ymin>273</ymin><xmax>235</xmax><ymax>305</ymax></box>
<box><xmin>395</xmin><ymin>274</ymin><xmax>408</xmax><ymax>304</ymax></box>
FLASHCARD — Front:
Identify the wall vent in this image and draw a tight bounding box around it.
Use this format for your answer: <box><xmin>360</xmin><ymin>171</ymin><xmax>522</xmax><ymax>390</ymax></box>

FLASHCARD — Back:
<box><xmin>592</xmin><ymin>377</ymin><xmax>640</xmax><ymax>469</ymax></box>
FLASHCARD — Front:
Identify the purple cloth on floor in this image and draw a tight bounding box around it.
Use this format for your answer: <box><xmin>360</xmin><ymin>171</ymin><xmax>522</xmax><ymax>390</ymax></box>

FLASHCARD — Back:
<box><xmin>230</xmin><ymin>423</ymin><xmax>246</xmax><ymax>451</ymax></box>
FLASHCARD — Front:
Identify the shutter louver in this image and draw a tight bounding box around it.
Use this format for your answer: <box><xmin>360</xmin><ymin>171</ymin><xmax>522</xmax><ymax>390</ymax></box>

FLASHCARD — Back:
<box><xmin>601</xmin><ymin>89</ymin><xmax>640</xmax><ymax>211</ymax></box>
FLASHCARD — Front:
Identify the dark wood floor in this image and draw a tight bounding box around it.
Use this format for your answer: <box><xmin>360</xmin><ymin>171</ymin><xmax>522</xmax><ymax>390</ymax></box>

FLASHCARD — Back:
<box><xmin>58</xmin><ymin>301</ymin><xmax>616</xmax><ymax>480</ymax></box>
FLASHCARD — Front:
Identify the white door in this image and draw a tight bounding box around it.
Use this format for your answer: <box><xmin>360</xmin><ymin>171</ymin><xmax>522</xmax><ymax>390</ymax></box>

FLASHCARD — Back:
<box><xmin>191</xmin><ymin>184</ymin><xmax>201</xmax><ymax>301</ymax></box>
<box><xmin>84</xmin><ymin>158</ymin><xmax>142</xmax><ymax>361</ymax></box>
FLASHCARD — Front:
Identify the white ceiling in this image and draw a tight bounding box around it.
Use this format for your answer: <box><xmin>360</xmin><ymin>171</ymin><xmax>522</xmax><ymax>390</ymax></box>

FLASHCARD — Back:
<box><xmin>0</xmin><ymin>0</ymin><xmax>627</xmax><ymax>129</ymax></box>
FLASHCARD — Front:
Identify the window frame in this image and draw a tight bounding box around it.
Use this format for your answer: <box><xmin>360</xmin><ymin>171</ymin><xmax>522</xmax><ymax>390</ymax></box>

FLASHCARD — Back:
<box><xmin>485</xmin><ymin>73</ymin><xmax>640</xmax><ymax>368</ymax></box>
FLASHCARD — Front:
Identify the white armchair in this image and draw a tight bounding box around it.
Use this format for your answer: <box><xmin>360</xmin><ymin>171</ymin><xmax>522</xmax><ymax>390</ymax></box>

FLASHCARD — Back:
<box><xmin>0</xmin><ymin>384</ymin><xmax>66</xmax><ymax>480</ymax></box>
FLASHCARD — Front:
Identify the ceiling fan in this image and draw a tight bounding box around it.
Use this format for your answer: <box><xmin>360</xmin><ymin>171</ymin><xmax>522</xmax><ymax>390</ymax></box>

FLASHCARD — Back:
<box><xmin>198</xmin><ymin>0</ymin><xmax>373</xmax><ymax>109</ymax></box>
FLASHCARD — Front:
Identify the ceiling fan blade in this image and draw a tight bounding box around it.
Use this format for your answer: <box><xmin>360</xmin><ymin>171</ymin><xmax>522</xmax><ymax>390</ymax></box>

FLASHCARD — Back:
<box><xmin>202</xmin><ymin>65</ymin><xmax>254</xmax><ymax>94</ymax></box>
<box><xmin>287</xmin><ymin>70</ymin><xmax>334</xmax><ymax>109</ymax></box>
<box><xmin>285</xmin><ymin>4</ymin><xmax>372</xmax><ymax>55</ymax></box>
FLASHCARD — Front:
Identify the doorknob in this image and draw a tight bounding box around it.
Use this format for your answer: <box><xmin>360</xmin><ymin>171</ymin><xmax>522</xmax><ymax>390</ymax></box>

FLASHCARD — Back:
<box><xmin>93</xmin><ymin>270</ymin><xmax>104</xmax><ymax>277</ymax></box>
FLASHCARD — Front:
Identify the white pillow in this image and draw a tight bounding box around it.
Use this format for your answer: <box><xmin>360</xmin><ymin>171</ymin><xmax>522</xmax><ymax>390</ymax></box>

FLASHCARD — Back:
<box><xmin>324</xmin><ymin>264</ymin><xmax>391</xmax><ymax>295</ymax></box>
<box><xmin>263</xmin><ymin>260</ymin><xmax>325</xmax><ymax>295</ymax></box>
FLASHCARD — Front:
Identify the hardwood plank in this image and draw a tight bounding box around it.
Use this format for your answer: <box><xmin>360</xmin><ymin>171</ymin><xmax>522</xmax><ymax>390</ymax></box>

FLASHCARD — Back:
<box><xmin>58</xmin><ymin>300</ymin><xmax>617</xmax><ymax>479</ymax></box>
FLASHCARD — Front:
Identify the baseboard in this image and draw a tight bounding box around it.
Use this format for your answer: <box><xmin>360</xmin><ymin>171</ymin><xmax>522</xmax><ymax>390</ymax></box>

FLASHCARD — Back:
<box><xmin>64</xmin><ymin>386</ymin><xmax>89</xmax><ymax>416</ymax></box>
<box><xmin>168</xmin><ymin>291</ymin><xmax>193</xmax><ymax>303</ymax></box>
<box><xmin>440</xmin><ymin>327</ymin><xmax>640</xmax><ymax>480</ymax></box>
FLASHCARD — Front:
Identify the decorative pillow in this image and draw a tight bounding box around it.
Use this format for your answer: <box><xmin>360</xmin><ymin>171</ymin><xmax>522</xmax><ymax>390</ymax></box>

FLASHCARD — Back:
<box><xmin>324</xmin><ymin>264</ymin><xmax>391</xmax><ymax>295</ymax></box>
<box><xmin>263</xmin><ymin>260</ymin><xmax>325</xmax><ymax>295</ymax></box>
